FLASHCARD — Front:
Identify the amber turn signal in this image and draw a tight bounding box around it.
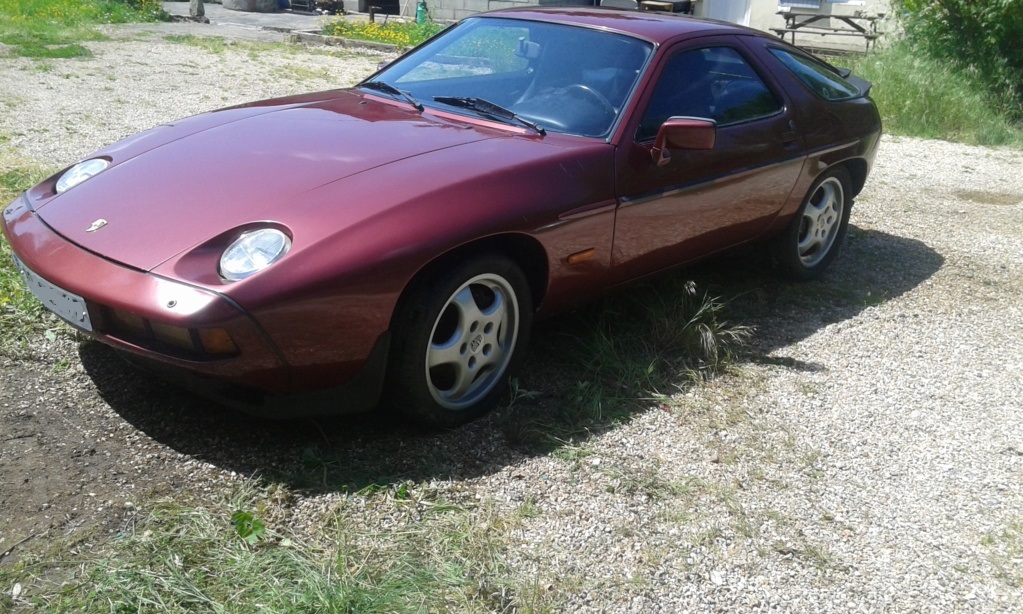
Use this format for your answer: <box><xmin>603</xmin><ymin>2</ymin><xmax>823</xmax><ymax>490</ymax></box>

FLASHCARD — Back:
<box><xmin>199</xmin><ymin>328</ymin><xmax>238</xmax><ymax>355</ymax></box>
<box><xmin>566</xmin><ymin>248</ymin><xmax>596</xmax><ymax>265</ymax></box>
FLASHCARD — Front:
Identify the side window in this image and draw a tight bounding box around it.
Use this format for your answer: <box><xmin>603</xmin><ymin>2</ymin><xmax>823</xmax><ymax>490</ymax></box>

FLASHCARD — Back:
<box><xmin>769</xmin><ymin>48</ymin><xmax>859</xmax><ymax>100</ymax></box>
<box><xmin>638</xmin><ymin>47</ymin><xmax>782</xmax><ymax>141</ymax></box>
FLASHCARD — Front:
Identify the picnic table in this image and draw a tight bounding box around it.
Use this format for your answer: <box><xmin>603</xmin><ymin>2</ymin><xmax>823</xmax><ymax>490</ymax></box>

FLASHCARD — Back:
<box><xmin>771</xmin><ymin>10</ymin><xmax>884</xmax><ymax>51</ymax></box>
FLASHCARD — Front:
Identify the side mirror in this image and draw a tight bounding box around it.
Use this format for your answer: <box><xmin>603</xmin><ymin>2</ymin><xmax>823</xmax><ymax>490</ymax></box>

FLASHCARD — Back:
<box><xmin>651</xmin><ymin>117</ymin><xmax>717</xmax><ymax>167</ymax></box>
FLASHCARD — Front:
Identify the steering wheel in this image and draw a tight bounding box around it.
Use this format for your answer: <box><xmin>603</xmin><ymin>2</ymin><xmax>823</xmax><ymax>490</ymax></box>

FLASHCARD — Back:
<box><xmin>565</xmin><ymin>84</ymin><xmax>616</xmax><ymax>118</ymax></box>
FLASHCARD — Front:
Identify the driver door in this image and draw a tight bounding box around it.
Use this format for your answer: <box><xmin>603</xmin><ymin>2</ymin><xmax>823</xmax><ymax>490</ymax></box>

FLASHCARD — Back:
<box><xmin>611</xmin><ymin>38</ymin><xmax>806</xmax><ymax>284</ymax></box>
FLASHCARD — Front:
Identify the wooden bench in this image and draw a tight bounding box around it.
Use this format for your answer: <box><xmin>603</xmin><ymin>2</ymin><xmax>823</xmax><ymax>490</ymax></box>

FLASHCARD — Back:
<box><xmin>773</xmin><ymin>11</ymin><xmax>884</xmax><ymax>51</ymax></box>
<box><xmin>771</xmin><ymin>27</ymin><xmax>881</xmax><ymax>50</ymax></box>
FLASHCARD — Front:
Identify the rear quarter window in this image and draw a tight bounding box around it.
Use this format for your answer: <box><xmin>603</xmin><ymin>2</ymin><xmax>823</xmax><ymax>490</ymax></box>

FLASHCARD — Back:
<box><xmin>770</xmin><ymin>48</ymin><xmax>859</xmax><ymax>100</ymax></box>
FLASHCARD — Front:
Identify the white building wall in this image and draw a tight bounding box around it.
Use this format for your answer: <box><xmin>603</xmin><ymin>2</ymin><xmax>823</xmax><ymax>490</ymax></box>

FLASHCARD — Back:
<box><xmin>342</xmin><ymin>0</ymin><xmax>893</xmax><ymax>53</ymax></box>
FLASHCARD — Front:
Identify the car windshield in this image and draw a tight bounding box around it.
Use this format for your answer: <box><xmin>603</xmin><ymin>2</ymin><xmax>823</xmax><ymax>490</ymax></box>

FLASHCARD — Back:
<box><xmin>373</xmin><ymin>17</ymin><xmax>654</xmax><ymax>138</ymax></box>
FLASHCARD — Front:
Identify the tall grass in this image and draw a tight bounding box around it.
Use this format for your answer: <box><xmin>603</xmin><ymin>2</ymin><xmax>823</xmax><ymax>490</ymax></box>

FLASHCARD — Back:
<box><xmin>840</xmin><ymin>41</ymin><xmax>1023</xmax><ymax>147</ymax></box>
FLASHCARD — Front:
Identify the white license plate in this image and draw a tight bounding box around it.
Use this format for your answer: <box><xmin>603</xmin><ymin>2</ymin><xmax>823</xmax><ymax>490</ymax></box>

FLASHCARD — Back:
<box><xmin>11</xmin><ymin>255</ymin><xmax>93</xmax><ymax>332</ymax></box>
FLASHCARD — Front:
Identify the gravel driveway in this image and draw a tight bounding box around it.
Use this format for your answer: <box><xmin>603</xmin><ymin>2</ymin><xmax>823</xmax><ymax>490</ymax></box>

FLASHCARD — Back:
<box><xmin>1</xmin><ymin>23</ymin><xmax>1021</xmax><ymax>611</ymax></box>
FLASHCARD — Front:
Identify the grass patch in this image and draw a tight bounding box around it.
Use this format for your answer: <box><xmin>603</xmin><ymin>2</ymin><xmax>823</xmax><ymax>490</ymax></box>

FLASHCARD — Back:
<box><xmin>0</xmin><ymin>0</ymin><xmax>165</xmax><ymax>59</ymax></box>
<box><xmin>838</xmin><ymin>42</ymin><xmax>1023</xmax><ymax>147</ymax></box>
<box><xmin>164</xmin><ymin>33</ymin><xmax>231</xmax><ymax>54</ymax></box>
<box><xmin>9</xmin><ymin>42</ymin><xmax>92</xmax><ymax>59</ymax></box>
<box><xmin>0</xmin><ymin>0</ymin><xmax>165</xmax><ymax>26</ymax></box>
<box><xmin>10</xmin><ymin>483</ymin><xmax>560</xmax><ymax>612</ymax></box>
<box><xmin>322</xmin><ymin>18</ymin><xmax>443</xmax><ymax>48</ymax></box>
<box><xmin>0</xmin><ymin>26</ymin><xmax>108</xmax><ymax>48</ymax></box>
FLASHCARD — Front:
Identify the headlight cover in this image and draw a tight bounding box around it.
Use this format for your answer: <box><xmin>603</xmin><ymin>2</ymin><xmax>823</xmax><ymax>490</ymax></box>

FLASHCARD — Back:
<box><xmin>55</xmin><ymin>159</ymin><xmax>109</xmax><ymax>194</ymax></box>
<box><xmin>219</xmin><ymin>228</ymin><xmax>292</xmax><ymax>281</ymax></box>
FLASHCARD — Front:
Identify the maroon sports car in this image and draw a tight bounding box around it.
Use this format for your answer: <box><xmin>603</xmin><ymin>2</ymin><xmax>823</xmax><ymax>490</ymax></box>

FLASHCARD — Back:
<box><xmin>2</xmin><ymin>8</ymin><xmax>880</xmax><ymax>425</ymax></box>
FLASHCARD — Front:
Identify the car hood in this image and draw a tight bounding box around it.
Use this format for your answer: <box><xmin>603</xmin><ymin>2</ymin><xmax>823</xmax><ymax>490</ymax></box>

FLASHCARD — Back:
<box><xmin>34</xmin><ymin>91</ymin><xmax>497</xmax><ymax>271</ymax></box>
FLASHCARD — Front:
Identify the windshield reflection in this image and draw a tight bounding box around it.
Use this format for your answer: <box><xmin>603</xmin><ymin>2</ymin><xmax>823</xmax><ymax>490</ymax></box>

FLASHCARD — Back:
<box><xmin>375</xmin><ymin>18</ymin><xmax>653</xmax><ymax>138</ymax></box>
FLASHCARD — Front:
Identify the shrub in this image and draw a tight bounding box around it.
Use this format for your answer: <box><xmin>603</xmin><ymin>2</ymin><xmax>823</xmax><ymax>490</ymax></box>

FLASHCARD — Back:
<box><xmin>894</xmin><ymin>0</ymin><xmax>1023</xmax><ymax>120</ymax></box>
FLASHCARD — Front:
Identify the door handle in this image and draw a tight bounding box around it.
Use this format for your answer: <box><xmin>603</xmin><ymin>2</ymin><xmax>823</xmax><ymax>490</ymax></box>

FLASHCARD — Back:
<box><xmin>781</xmin><ymin>119</ymin><xmax>800</xmax><ymax>150</ymax></box>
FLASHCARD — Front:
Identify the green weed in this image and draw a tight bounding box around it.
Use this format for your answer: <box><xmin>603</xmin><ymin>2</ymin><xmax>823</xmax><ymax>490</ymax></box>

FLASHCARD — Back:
<box><xmin>230</xmin><ymin>510</ymin><xmax>267</xmax><ymax>545</ymax></box>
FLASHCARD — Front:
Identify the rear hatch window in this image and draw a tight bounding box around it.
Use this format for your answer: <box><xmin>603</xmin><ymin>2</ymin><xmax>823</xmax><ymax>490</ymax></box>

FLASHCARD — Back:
<box><xmin>770</xmin><ymin>48</ymin><xmax>868</xmax><ymax>100</ymax></box>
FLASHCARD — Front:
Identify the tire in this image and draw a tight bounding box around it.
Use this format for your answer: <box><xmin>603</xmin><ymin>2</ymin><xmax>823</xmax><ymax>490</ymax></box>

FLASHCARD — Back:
<box><xmin>774</xmin><ymin>167</ymin><xmax>852</xmax><ymax>280</ymax></box>
<box><xmin>387</xmin><ymin>255</ymin><xmax>532</xmax><ymax>427</ymax></box>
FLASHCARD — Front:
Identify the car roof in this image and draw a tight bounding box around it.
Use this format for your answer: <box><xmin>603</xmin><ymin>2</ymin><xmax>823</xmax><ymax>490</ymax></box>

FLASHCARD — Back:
<box><xmin>478</xmin><ymin>7</ymin><xmax>751</xmax><ymax>45</ymax></box>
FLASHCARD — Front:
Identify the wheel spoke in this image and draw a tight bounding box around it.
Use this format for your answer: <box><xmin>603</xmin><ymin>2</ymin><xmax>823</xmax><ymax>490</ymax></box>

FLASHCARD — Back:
<box><xmin>451</xmin><ymin>287</ymin><xmax>486</xmax><ymax>325</ymax></box>
<box><xmin>818</xmin><ymin>184</ymin><xmax>839</xmax><ymax>231</ymax></box>
<box><xmin>427</xmin><ymin>337</ymin><xmax>464</xmax><ymax>369</ymax></box>
<box><xmin>480</xmin><ymin>288</ymin><xmax>508</xmax><ymax>338</ymax></box>
<box><xmin>446</xmin><ymin>361</ymin><xmax>481</xmax><ymax>399</ymax></box>
<box><xmin>798</xmin><ymin>215</ymin><xmax>819</xmax><ymax>254</ymax></box>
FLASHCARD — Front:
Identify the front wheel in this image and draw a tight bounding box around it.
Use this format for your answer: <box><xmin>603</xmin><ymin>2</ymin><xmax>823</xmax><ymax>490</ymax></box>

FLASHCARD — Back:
<box><xmin>388</xmin><ymin>255</ymin><xmax>532</xmax><ymax>426</ymax></box>
<box><xmin>774</xmin><ymin>167</ymin><xmax>852</xmax><ymax>280</ymax></box>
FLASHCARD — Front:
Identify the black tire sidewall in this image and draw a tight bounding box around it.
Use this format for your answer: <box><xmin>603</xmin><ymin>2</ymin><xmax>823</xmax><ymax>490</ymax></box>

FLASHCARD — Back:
<box><xmin>387</xmin><ymin>255</ymin><xmax>533</xmax><ymax>427</ymax></box>
<box><xmin>775</xmin><ymin>167</ymin><xmax>853</xmax><ymax>280</ymax></box>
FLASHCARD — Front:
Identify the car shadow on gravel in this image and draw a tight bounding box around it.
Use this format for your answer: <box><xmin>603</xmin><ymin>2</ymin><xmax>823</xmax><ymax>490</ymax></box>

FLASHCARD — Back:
<box><xmin>701</xmin><ymin>224</ymin><xmax>946</xmax><ymax>355</ymax></box>
<box><xmin>79</xmin><ymin>224</ymin><xmax>943</xmax><ymax>496</ymax></box>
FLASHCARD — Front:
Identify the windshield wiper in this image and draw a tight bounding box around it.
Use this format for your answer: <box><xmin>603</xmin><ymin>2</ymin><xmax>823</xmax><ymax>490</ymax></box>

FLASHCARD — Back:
<box><xmin>433</xmin><ymin>96</ymin><xmax>545</xmax><ymax>136</ymax></box>
<box><xmin>360</xmin><ymin>80</ymin><xmax>423</xmax><ymax>112</ymax></box>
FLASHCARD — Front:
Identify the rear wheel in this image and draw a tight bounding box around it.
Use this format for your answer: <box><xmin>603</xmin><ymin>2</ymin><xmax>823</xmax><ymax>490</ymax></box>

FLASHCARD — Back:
<box><xmin>774</xmin><ymin>167</ymin><xmax>852</xmax><ymax>280</ymax></box>
<box><xmin>388</xmin><ymin>255</ymin><xmax>532</xmax><ymax>426</ymax></box>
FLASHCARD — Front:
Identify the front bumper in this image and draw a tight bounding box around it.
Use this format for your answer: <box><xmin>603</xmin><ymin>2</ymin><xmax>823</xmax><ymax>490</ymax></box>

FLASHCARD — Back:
<box><xmin>119</xmin><ymin>331</ymin><xmax>390</xmax><ymax>418</ymax></box>
<box><xmin>3</xmin><ymin>194</ymin><xmax>289</xmax><ymax>392</ymax></box>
